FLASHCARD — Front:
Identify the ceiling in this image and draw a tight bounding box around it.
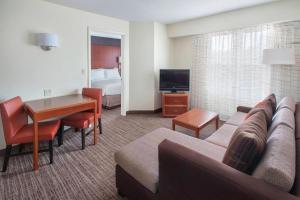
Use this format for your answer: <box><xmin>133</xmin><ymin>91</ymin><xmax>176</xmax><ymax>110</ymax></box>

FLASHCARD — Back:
<box><xmin>45</xmin><ymin>0</ymin><xmax>280</xmax><ymax>24</ymax></box>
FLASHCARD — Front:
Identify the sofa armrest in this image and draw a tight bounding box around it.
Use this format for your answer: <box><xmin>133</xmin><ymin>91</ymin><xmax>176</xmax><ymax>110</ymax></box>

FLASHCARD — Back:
<box><xmin>158</xmin><ymin>140</ymin><xmax>299</xmax><ymax>200</ymax></box>
<box><xmin>237</xmin><ymin>106</ymin><xmax>252</xmax><ymax>113</ymax></box>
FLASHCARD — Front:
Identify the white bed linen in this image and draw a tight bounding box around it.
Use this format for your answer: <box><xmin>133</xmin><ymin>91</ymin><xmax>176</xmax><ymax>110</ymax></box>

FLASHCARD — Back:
<box><xmin>91</xmin><ymin>79</ymin><xmax>121</xmax><ymax>96</ymax></box>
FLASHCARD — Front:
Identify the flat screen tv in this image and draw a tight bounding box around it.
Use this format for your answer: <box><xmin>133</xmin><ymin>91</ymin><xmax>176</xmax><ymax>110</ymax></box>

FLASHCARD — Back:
<box><xmin>160</xmin><ymin>69</ymin><xmax>190</xmax><ymax>92</ymax></box>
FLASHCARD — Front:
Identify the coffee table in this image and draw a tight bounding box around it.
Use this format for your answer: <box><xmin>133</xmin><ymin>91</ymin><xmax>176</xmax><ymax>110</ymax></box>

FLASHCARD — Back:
<box><xmin>172</xmin><ymin>108</ymin><xmax>219</xmax><ymax>138</ymax></box>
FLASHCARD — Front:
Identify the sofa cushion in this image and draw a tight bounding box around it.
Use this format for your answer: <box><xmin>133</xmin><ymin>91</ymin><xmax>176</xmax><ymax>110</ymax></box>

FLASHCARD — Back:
<box><xmin>223</xmin><ymin>112</ymin><xmax>267</xmax><ymax>174</ymax></box>
<box><xmin>276</xmin><ymin>97</ymin><xmax>296</xmax><ymax>113</ymax></box>
<box><xmin>115</xmin><ymin>128</ymin><xmax>226</xmax><ymax>193</ymax></box>
<box><xmin>268</xmin><ymin>108</ymin><xmax>295</xmax><ymax>135</ymax></box>
<box><xmin>264</xmin><ymin>93</ymin><xmax>277</xmax><ymax>112</ymax></box>
<box><xmin>253</xmin><ymin>125</ymin><xmax>296</xmax><ymax>192</ymax></box>
<box><xmin>246</xmin><ymin>100</ymin><xmax>273</xmax><ymax>126</ymax></box>
<box><xmin>225</xmin><ymin>112</ymin><xmax>247</xmax><ymax>126</ymax></box>
<box><xmin>205</xmin><ymin>124</ymin><xmax>238</xmax><ymax>148</ymax></box>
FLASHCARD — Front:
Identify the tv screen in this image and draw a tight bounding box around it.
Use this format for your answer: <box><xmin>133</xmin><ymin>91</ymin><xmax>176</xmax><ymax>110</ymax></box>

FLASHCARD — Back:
<box><xmin>160</xmin><ymin>69</ymin><xmax>190</xmax><ymax>92</ymax></box>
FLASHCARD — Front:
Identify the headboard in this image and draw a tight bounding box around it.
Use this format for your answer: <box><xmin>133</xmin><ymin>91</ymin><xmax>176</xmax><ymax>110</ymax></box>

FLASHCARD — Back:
<box><xmin>91</xmin><ymin>44</ymin><xmax>121</xmax><ymax>69</ymax></box>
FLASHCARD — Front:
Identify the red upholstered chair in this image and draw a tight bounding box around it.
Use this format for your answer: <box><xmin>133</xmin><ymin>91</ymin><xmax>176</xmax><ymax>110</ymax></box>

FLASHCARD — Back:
<box><xmin>0</xmin><ymin>96</ymin><xmax>61</xmax><ymax>172</ymax></box>
<box><xmin>59</xmin><ymin>88</ymin><xmax>102</xmax><ymax>149</ymax></box>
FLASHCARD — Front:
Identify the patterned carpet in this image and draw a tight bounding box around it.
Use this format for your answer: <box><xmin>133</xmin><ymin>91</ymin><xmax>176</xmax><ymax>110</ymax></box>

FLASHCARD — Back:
<box><xmin>0</xmin><ymin>108</ymin><xmax>218</xmax><ymax>200</ymax></box>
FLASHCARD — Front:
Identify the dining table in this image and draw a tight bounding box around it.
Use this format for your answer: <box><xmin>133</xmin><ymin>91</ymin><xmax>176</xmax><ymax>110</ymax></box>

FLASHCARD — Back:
<box><xmin>25</xmin><ymin>94</ymin><xmax>98</xmax><ymax>171</ymax></box>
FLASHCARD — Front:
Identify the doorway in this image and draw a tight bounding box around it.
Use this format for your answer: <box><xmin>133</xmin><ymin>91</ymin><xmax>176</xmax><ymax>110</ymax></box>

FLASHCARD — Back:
<box><xmin>88</xmin><ymin>31</ymin><xmax>123</xmax><ymax>115</ymax></box>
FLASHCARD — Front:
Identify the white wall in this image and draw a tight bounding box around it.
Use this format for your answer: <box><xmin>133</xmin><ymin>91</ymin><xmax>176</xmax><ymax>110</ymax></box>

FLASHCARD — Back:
<box><xmin>154</xmin><ymin>23</ymin><xmax>173</xmax><ymax>109</ymax></box>
<box><xmin>171</xmin><ymin>36</ymin><xmax>193</xmax><ymax>69</ymax></box>
<box><xmin>0</xmin><ymin>0</ymin><xmax>129</xmax><ymax>150</ymax></box>
<box><xmin>168</xmin><ymin>0</ymin><xmax>300</xmax><ymax>38</ymax></box>
<box><xmin>129</xmin><ymin>22</ymin><xmax>172</xmax><ymax>111</ymax></box>
<box><xmin>129</xmin><ymin>22</ymin><xmax>155</xmax><ymax>110</ymax></box>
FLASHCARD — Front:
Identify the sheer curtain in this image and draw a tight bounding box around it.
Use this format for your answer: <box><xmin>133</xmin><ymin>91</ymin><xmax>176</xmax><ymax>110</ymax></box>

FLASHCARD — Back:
<box><xmin>191</xmin><ymin>21</ymin><xmax>300</xmax><ymax>119</ymax></box>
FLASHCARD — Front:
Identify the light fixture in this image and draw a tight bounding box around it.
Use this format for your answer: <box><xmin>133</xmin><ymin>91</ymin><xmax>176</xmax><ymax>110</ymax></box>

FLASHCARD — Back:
<box><xmin>37</xmin><ymin>33</ymin><xmax>59</xmax><ymax>51</ymax></box>
<box><xmin>262</xmin><ymin>48</ymin><xmax>295</xmax><ymax>65</ymax></box>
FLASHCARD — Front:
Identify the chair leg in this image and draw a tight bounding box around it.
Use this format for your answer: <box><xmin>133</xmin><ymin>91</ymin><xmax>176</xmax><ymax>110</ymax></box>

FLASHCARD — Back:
<box><xmin>98</xmin><ymin>118</ymin><xmax>102</xmax><ymax>134</ymax></box>
<box><xmin>81</xmin><ymin>129</ymin><xmax>86</xmax><ymax>150</ymax></box>
<box><xmin>49</xmin><ymin>140</ymin><xmax>53</xmax><ymax>164</ymax></box>
<box><xmin>2</xmin><ymin>145</ymin><xmax>12</xmax><ymax>172</ymax></box>
<box><xmin>57</xmin><ymin>125</ymin><xmax>64</xmax><ymax>146</ymax></box>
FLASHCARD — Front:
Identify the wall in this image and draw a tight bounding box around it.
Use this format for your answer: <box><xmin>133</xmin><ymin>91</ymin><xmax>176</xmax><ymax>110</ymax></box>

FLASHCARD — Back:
<box><xmin>129</xmin><ymin>22</ymin><xmax>172</xmax><ymax>111</ymax></box>
<box><xmin>154</xmin><ymin>23</ymin><xmax>173</xmax><ymax>109</ymax></box>
<box><xmin>169</xmin><ymin>0</ymin><xmax>300</xmax><ymax>70</ymax></box>
<box><xmin>168</xmin><ymin>0</ymin><xmax>300</xmax><ymax>38</ymax></box>
<box><xmin>91</xmin><ymin>36</ymin><xmax>121</xmax><ymax>46</ymax></box>
<box><xmin>129</xmin><ymin>22</ymin><xmax>155</xmax><ymax>110</ymax></box>
<box><xmin>0</xmin><ymin>0</ymin><xmax>129</xmax><ymax>150</ymax></box>
<box><xmin>171</xmin><ymin>36</ymin><xmax>193</xmax><ymax>69</ymax></box>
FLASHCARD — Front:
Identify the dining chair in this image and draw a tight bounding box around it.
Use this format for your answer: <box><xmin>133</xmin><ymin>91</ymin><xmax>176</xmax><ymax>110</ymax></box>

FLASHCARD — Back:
<box><xmin>0</xmin><ymin>96</ymin><xmax>61</xmax><ymax>172</ymax></box>
<box><xmin>58</xmin><ymin>88</ymin><xmax>102</xmax><ymax>149</ymax></box>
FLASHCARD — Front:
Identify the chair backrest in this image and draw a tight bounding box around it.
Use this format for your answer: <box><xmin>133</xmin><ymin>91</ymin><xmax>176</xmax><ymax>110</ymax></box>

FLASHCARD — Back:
<box><xmin>0</xmin><ymin>96</ymin><xmax>28</xmax><ymax>144</ymax></box>
<box><xmin>82</xmin><ymin>88</ymin><xmax>102</xmax><ymax>115</ymax></box>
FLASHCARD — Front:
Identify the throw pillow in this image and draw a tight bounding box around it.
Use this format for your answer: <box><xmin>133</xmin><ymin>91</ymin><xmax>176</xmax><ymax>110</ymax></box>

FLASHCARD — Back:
<box><xmin>245</xmin><ymin>100</ymin><xmax>273</xmax><ymax>126</ymax></box>
<box><xmin>223</xmin><ymin>111</ymin><xmax>267</xmax><ymax>174</ymax></box>
<box><xmin>264</xmin><ymin>93</ymin><xmax>277</xmax><ymax>112</ymax></box>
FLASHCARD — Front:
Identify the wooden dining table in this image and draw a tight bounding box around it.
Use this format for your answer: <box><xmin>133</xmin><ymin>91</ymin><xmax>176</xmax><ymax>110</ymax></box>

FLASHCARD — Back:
<box><xmin>25</xmin><ymin>94</ymin><xmax>98</xmax><ymax>171</ymax></box>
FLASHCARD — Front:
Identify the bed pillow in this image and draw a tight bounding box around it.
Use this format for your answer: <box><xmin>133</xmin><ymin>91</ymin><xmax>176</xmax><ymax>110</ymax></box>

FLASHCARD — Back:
<box><xmin>91</xmin><ymin>69</ymin><xmax>106</xmax><ymax>81</ymax></box>
<box><xmin>105</xmin><ymin>68</ymin><xmax>121</xmax><ymax>80</ymax></box>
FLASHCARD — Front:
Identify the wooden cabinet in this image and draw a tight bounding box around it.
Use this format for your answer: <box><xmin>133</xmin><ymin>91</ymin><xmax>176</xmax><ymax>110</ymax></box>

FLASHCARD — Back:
<box><xmin>162</xmin><ymin>93</ymin><xmax>189</xmax><ymax>117</ymax></box>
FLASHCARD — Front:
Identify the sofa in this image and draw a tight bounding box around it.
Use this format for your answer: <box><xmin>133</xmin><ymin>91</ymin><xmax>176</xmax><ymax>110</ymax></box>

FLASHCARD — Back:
<box><xmin>115</xmin><ymin>95</ymin><xmax>300</xmax><ymax>200</ymax></box>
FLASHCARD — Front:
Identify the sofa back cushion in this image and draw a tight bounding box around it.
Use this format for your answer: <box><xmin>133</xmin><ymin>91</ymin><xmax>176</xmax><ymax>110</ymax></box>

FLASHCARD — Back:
<box><xmin>223</xmin><ymin>111</ymin><xmax>267</xmax><ymax>174</ymax></box>
<box><xmin>276</xmin><ymin>96</ymin><xmax>296</xmax><ymax>113</ymax></box>
<box><xmin>253</xmin><ymin>124</ymin><xmax>296</xmax><ymax>192</ymax></box>
<box><xmin>268</xmin><ymin>108</ymin><xmax>295</xmax><ymax>135</ymax></box>
<box><xmin>246</xmin><ymin>100</ymin><xmax>273</xmax><ymax>126</ymax></box>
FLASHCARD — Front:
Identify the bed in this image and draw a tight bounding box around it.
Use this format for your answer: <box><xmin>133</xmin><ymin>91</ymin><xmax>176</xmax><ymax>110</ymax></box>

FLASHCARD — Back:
<box><xmin>91</xmin><ymin>68</ymin><xmax>121</xmax><ymax>109</ymax></box>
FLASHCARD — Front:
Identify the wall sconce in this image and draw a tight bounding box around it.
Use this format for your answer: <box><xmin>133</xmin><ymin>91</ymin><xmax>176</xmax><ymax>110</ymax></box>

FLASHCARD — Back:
<box><xmin>263</xmin><ymin>48</ymin><xmax>295</xmax><ymax>65</ymax></box>
<box><xmin>37</xmin><ymin>33</ymin><xmax>59</xmax><ymax>51</ymax></box>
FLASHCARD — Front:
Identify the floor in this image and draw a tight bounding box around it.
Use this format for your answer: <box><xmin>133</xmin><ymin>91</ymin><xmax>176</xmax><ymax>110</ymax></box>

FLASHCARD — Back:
<box><xmin>0</xmin><ymin>108</ymin><xmax>218</xmax><ymax>200</ymax></box>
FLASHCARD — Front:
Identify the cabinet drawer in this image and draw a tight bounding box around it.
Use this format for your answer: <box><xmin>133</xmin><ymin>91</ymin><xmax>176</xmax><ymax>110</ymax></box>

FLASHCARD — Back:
<box><xmin>164</xmin><ymin>96</ymin><xmax>187</xmax><ymax>105</ymax></box>
<box><xmin>164</xmin><ymin>106</ymin><xmax>187</xmax><ymax>116</ymax></box>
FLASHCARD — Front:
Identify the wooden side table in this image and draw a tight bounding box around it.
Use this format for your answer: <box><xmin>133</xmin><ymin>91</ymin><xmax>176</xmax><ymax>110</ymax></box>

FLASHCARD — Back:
<box><xmin>172</xmin><ymin>108</ymin><xmax>219</xmax><ymax>138</ymax></box>
<box><xmin>162</xmin><ymin>93</ymin><xmax>188</xmax><ymax>117</ymax></box>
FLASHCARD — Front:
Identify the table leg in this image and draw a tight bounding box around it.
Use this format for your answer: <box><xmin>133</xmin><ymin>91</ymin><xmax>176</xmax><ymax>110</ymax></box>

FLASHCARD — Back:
<box><xmin>216</xmin><ymin>116</ymin><xmax>219</xmax><ymax>130</ymax></box>
<box><xmin>195</xmin><ymin>129</ymin><xmax>200</xmax><ymax>138</ymax></box>
<box><xmin>93</xmin><ymin>104</ymin><xmax>97</xmax><ymax>145</ymax></box>
<box><xmin>172</xmin><ymin>121</ymin><xmax>175</xmax><ymax>130</ymax></box>
<box><xmin>33</xmin><ymin>120</ymin><xmax>39</xmax><ymax>171</ymax></box>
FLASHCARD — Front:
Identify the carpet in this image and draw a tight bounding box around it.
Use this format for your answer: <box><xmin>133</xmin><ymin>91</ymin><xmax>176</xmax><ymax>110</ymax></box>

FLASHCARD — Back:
<box><xmin>0</xmin><ymin>108</ymin><xmax>218</xmax><ymax>200</ymax></box>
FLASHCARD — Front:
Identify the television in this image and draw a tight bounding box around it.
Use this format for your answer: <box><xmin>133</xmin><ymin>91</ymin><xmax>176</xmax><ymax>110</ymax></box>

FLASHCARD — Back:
<box><xmin>159</xmin><ymin>69</ymin><xmax>190</xmax><ymax>92</ymax></box>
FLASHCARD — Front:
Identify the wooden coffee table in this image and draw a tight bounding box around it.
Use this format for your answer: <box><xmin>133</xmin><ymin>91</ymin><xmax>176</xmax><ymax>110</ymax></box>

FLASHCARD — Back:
<box><xmin>172</xmin><ymin>108</ymin><xmax>219</xmax><ymax>138</ymax></box>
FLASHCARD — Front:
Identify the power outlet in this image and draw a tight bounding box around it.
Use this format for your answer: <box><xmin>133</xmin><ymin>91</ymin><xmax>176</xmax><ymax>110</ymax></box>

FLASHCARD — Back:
<box><xmin>44</xmin><ymin>89</ymin><xmax>52</xmax><ymax>97</ymax></box>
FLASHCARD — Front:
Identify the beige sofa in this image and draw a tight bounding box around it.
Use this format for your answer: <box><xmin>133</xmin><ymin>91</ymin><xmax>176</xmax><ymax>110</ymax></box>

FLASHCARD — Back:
<box><xmin>115</xmin><ymin>96</ymin><xmax>298</xmax><ymax>200</ymax></box>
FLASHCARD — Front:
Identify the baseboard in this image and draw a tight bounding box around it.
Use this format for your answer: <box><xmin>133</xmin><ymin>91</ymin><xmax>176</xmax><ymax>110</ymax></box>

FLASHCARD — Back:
<box><xmin>126</xmin><ymin>108</ymin><xmax>162</xmax><ymax>114</ymax></box>
<box><xmin>102</xmin><ymin>105</ymin><xmax>121</xmax><ymax>110</ymax></box>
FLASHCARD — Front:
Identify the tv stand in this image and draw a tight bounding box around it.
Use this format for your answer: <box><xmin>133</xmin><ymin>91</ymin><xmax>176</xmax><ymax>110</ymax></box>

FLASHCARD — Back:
<box><xmin>162</xmin><ymin>93</ymin><xmax>189</xmax><ymax>117</ymax></box>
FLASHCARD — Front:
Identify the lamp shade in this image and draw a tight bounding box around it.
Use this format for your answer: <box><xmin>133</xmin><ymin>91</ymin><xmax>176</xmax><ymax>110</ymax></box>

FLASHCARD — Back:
<box><xmin>37</xmin><ymin>33</ymin><xmax>59</xmax><ymax>48</ymax></box>
<box><xmin>262</xmin><ymin>48</ymin><xmax>295</xmax><ymax>65</ymax></box>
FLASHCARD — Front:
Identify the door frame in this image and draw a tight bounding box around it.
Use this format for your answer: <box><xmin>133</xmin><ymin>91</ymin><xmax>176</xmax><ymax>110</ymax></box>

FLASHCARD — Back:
<box><xmin>87</xmin><ymin>27</ymin><xmax>127</xmax><ymax>116</ymax></box>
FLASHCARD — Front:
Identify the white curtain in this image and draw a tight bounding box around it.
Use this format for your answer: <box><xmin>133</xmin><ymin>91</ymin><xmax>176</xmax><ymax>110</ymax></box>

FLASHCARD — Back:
<box><xmin>191</xmin><ymin>21</ymin><xmax>300</xmax><ymax>119</ymax></box>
